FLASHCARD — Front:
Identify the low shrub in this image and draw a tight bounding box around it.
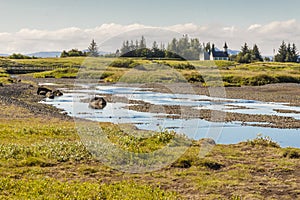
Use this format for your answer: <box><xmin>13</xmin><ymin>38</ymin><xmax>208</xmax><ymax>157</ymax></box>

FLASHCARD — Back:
<box><xmin>247</xmin><ymin>134</ymin><xmax>280</xmax><ymax>148</ymax></box>
<box><xmin>109</xmin><ymin>59</ymin><xmax>138</xmax><ymax>68</ymax></box>
<box><xmin>283</xmin><ymin>148</ymin><xmax>300</xmax><ymax>159</ymax></box>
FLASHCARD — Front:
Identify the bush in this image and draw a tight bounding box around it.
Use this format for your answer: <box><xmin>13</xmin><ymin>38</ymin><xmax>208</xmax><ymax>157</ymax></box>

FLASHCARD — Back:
<box><xmin>161</xmin><ymin>61</ymin><xmax>195</xmax><ymax>70</ymax></box>
<box><xmin>109</xmin><ymin>59</ymin><xmax>138</xmax><ymax>68</ymax></box>
<box><xmin>184</xmin><ymin>72</ymin><xmax>204</xmax><ymax>83</ymax></box>
<box><xmin>247</xmin><ymin>134</ymin><xmax>280</xmax><ymax>148</ymax></box>
<box><xmin>196</xmin><ymin>159</ymin><xmax>224</xmax><ymax>170</ymax></box>
<box><xmin>283</xmin><ymin>148</ymin><xmax>300</xmax><ymax>159</ymax></box>
<box><xmin>246</xmin><ymin>74</ymin><xmax>278</xmax><ymax>86</ymax></box>
<box><xmin>9</xmin><ymin>53</ymin><xmax>36</xmax><ymax>59</ymax></box>
<box><xmin>172</xmin><ymin>158</ymin><xmax>192</xmax><ymax>168</ymax></box>
<box><xmin>33</xmin><ymin>68</ymin><xmax>79</xmax><ymax>78</ymax></box>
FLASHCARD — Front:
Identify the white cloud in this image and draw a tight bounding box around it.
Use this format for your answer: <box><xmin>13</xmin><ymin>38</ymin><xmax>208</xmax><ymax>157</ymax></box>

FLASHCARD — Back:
<box><xmin>248</xmin><ymin>24</ymin><xmax>262</xmax><ymax>31</ymax></box>
<box><xmin>223</xmin><ymin>26</ymin><xmax>236</xmax><ymax>32</ymax></box>
<box><xmin>0</xmin><ymin>19</ymin><xmax>300</xmax><ymax>55</ymax></box>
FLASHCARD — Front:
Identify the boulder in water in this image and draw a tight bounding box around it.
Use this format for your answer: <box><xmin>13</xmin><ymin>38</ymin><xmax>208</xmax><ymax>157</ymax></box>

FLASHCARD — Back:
<box><xmin>45</xmin><ymin>91</ymin><xmax>55</xmax><ymax>99</ymax></box>
<box><xmin>89</xmin><ymin>96</ymin><xmax>107</xmax><ymax>109</ymax></box>
<box><xmin>53</xmin><ymin>90</ymin><xmax>63</xmax><ymax>96</ymax></box>
<box><xmin>37</xmin><ymin>87</ymin><xmax>52</xmax><ymax>95</ymax></box>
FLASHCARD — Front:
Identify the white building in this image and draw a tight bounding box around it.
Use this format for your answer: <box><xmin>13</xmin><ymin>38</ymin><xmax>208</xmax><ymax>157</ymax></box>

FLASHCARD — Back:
<box><xmin>200</xmin><ymin>42</ymin><xmax>229</xmax><ymax>61</ymax></box>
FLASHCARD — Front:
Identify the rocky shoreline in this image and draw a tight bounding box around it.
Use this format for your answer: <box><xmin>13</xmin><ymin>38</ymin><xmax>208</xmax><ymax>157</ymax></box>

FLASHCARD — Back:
<box><xmin>0</xmin><ymin>81</ymin><xmax>72</xmax><ymax>120</ymax></box>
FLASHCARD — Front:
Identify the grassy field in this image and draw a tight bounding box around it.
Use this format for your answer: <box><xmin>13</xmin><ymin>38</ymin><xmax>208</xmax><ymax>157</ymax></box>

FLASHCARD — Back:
<box><xmin>0</xmin><ymin>98</ymin><xmax>299</xmax><ymax>199</ymax></box>
<box><xmin>0</xmin><ymin>57</ymin><xmax>299</xmax><ymax>199</ymax></box>
<box><xmin>0</xmin><ymin>57</ymin><xmax>299</xmax><ymax>86</ymax></box>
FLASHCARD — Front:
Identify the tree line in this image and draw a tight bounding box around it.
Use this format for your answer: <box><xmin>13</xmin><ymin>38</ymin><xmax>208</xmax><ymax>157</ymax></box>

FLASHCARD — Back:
<box><xmin>233</xmin><ymin>43</ymin><xmax>263</xmax><ymax>63</ymax></box>
<box><xmin>274</xmin><ymin>41</ymin><xmax>298</xmax><ymax>62</ymax></box>
<box><xmin>60</xmin><ymin>39</ymin><xmax>99</xmax><ymax>58</ymax></box>
<box><xmin>47</xmin><ymin>36</ymin><xmax>300</xmax><ymax>63</ymax></box>
<box><xmin>232</xmin><ymin>41</ymin><xmax>299</xmax><ymax>63</ymax></box>
<box><xmin>119</xmin><ymin>36</ymin><xmax>180</xmax><ymax>59</ymax></box>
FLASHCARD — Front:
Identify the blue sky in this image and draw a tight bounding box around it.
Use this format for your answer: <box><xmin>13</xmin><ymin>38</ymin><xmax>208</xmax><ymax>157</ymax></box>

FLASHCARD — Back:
<box><xmin>1</xmin><ymin>0</ymin><xmax>300</xmax><ymax>54</ymax></box>
<box><xmin>1</xmin><ymin>0</ymin><xmax>299</xmax><ymax>31</ymax></box>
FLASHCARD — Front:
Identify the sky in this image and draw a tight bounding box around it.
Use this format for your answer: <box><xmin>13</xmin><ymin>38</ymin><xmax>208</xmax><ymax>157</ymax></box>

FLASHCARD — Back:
<box><xmin>1</xmin><ymin>0</ymin><xmax>300</xmax><ymax>55</ymax></box>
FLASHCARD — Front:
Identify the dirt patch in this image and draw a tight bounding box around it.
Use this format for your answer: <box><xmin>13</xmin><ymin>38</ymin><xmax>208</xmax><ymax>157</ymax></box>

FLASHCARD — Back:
<box><xmin>140</xmin><ymin>83</ymin><xmax>300</xmax><ymax>106</ymax></box>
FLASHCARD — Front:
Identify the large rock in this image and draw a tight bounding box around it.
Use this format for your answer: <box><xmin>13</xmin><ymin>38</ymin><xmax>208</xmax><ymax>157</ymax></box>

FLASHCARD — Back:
<box><xmin>53</xmin><ymin>90</ymin><xmax>63</xmax><ymax>96</ymax></box>
<box><xmin>37</xmin><ymin>87</ymin><xmax>52</xmax><ymax>95</ymax></box>
<box><xmin>89</xmin><ymin>96</ymin><xmax>107</xmax><ymax>109</ymax></box>
<box><xmin>45</xmin><ymin>91</ymin><xmax>55</xmax><ymax>99</ymax></box>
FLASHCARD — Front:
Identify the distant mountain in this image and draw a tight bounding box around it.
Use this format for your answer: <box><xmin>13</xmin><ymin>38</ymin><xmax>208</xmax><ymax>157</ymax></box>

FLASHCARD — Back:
<box><xmin>214</xmin><ymin>48</ymin><xmax>239</xmax><ymax>55</ymax></box>
<box><xmin>26</xmin><ymin>51</ymin><xmax>62</xmax><ymax>58</ymax></box>
<box><xmin>0</xmin><ymin>54</ymin><xmax>8</xmax><ymax>57</ymax></box>
<box><xmin>227</xmin><ymin>49</ymin><xmax>240</xmax><ymax>55</ymax></box>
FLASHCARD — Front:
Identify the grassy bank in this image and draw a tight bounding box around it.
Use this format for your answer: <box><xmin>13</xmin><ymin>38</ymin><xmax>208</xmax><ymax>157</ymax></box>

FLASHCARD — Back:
<box><xmin>1</xmin><ymin>57</ymin><xmax>300</xmax><ymax>86</ymax></box>
<box><xmin>0</xmin><ymin>99</ymin><xmax>299</xmax><ymax>199</ymax></box>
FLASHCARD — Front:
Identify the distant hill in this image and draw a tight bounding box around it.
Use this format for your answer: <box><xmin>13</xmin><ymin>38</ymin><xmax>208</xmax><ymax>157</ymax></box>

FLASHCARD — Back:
<box><xmin>26</xmin><ymin>51</ymin><xmax>62</xmax><ymax>58</ymax></box>
<box><xmin>82</xmin><ymin>49</ymin><xmax>111</xmax><ymax>55</ymax></box>
<box><xmin>0</xmin><ymin>54</ymin><xmax>9</xmax><ymax>57</ymax></box>
<box><xmin>214</xmin><ymin>48</ymin><xmax>239</xmax><ymax>55</ymax></box>
<box><xmin>27</xmin><ymin>50</ymin><xmax>111</xmax><ymax>58</ymax></box>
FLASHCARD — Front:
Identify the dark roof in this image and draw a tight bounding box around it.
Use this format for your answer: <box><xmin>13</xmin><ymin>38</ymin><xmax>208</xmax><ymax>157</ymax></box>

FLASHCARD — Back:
<box><xmin>212</xmin><ymin>51</ymin><xmax>228</xmax><ymax>58</ymax></box>
<box><xmin>224</xmin><ymin>42</ymin><xmax>228</xmax><ymax>49</ymax></box>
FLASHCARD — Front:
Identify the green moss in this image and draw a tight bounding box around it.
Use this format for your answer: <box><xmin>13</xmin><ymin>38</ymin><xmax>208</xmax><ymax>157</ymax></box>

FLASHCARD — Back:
<box><xmin>0</xmin><ymin>178</ymin><xmax>179</xmax><ymax>199</ymax></box>
<box><xmin>33</xmin><ymin>68</ymin><xmax>79</xmax><ymax>78</ymax></box>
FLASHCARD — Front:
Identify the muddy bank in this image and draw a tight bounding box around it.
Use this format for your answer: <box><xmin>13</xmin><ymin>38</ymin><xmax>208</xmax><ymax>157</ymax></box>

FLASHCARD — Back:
<box><xmin>141</xmin><ymin>83</ymin><xmax>300</xmax><ymax>106</ymax></box>
<box><xmin>126</xmin><ymin>101</ymin><xmax>300</xmax><ymax>129</ymax></box>
<box><xmin>0</xmin><ymin>82</ymin><xmax>72</xmax><ymax>120</ymax></box>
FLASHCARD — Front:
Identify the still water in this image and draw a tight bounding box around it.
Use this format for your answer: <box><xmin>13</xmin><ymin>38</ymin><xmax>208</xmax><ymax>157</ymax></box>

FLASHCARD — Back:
<box><xmin>42</xmin><ymin>85</ymin><xmax>300</xmax><ymax>148</ymax></box>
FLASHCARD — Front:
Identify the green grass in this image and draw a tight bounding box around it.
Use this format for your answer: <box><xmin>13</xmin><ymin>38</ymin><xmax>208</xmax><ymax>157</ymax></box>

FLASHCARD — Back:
<box><xmin>0</xmin><ymin>67</ymin><xmax>10</xmax><ymax>84</ymax></box>
<box><xmin>0</xmin><ymin>106</ymin><xmax>299</xmax><ymax>199</ymax></box>
<box><xmin>8</xmin><ymin>57</ymin><xmax>85</xmax><ymax>68</ymax></box>
<box><xmin>33</xmin><ymin>68</ymin><xmax>79</xmax><ymax>78</ymax></box>
<box><xmin>0</xmin><ymin>178</ymin><xmax>179</xmax><ymax>200</ymax></box>
<box><xmin>1</xmin><ymin>57</ymin><xmax>300</xmax><ymax>86</ymax></box>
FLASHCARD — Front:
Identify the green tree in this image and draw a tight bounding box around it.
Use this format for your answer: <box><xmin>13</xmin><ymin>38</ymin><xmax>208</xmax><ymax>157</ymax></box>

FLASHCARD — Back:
<box><xmin>205</xmin><ymin>42</ymin><xmax>211</xmax><ymax>52</ymax></box>
<box><xmin>236</xmin><ymin>43</ymin><xmax>252</xmax><ymax>63</ymax></box>
<box><xmin>139</xmin><ymin>36</ymin><xmax>146</xmax><ymax>49</ymax></box>
<box><xmin>88</xmin><ymin>39</ymin><xmax>99</xmax><ymax>57</ymax></box>
<box><xmin>120</xmin><ymin>41</ymin><xmax>130</xmax><ymax>55</ymax></box>
<box><xmin>264</xmin><ymin>57</ymin><xmax>271</xmax><ymax>62</ymax></box>
<box><xmin>285</xmin><ymin>43</ymin><xmax>293</xmax><ymax>62</ymax></box>
<box><xmin>275</xmin><ymin>41</ymin><xmax>287</xmax><ymax>62</ymax></box>
<box><xmin>291</xmin><ymin>43</ymin><xmax>299</xmax><ymax>62</ymax></box>
<box><xmin>252</xmin><ymin>44</ymin><xmax>263</xmax><ymax>61</ymax></box>
<box><xmin>241</xmin><ymin>43</ymin><xmax>250</xmax><ymax>55</ymax></box>
<box><xmin>168</xmin><ymin>38</ymin><xmax>178</xmax><ymax>53</ymax></box>
<box><xmin>9</xmin><ymin>53</ymin><xmax>34</xmax><ymax>59</ymax></box>
<box><xmin>60</xmin><ymin>50</ymin><xmax>68</xmax><ymax>58</ymax></box>
<box><xmin>60</xmin><ymin>49</ymin><xmax>86</xmax><ymax>58</ymax></box>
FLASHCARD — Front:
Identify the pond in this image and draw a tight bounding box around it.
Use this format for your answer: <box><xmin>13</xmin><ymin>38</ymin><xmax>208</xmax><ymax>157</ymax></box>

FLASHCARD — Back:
<box><xmin>41</xmin><ymin>84</ymin><xmax>300</xmax><ymax>148</ymax></box>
